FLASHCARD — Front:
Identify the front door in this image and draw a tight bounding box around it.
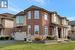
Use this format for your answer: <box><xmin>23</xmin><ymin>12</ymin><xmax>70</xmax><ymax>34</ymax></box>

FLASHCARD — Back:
<box><xmin>58</xmin><ymin>28</ymin><xmax>61</xmax><ymax>38</ymax></box>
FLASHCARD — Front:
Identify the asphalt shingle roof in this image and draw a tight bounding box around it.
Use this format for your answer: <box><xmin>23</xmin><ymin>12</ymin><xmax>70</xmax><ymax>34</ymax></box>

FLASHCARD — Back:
<box><xmin>69</xmin><ymin>21</ymin><xmax>75</xmax><ymax>25</ymax></box>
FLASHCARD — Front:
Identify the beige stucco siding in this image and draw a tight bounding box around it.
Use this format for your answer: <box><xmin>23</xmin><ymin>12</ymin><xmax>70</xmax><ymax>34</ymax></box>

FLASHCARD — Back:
<box><xmin>52</xmin><ymin>14</ymin><xmax>60</xmax><ymax>24</ymax></box>
<box><xmin>4</xmin><ymin>19</ymin><xmax>14</xmax><ymax>28</ymax></box>
<box><xmin>62</xmin><ymin>19</ymin><xmax>68</xmax><ymax>26</ymax></box>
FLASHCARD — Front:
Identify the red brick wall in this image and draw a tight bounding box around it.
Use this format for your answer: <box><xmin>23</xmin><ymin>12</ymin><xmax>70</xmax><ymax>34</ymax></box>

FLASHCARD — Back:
<box><xmin>26</xmin><ymin>9</ymin><xmax>52</xmax><ymax>35</ymax></box>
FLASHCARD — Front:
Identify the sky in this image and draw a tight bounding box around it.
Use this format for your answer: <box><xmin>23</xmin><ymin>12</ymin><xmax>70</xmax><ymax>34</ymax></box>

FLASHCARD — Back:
<box><xmin>0</xmin><ymin>0</ymin><xmax>75</xmax><ymax>21</ymax></box>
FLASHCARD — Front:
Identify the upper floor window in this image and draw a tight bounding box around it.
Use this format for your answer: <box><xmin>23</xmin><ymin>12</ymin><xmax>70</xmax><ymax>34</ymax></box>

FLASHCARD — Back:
<box><xmin>34</xmin><ymin>11</ymin><xmax>39</xmax><ymax>19</ymax></box>
<box><xmin>62</xmin><ymin>19</ymin><xmax>66</xmax><ymax>25</ymax></box>
<box><xmin>53</xmin><ymin>14</ymin><xmax>57</xmax><ymax>22</ymax></box>
<box><xmin>28</xmin><ymin>11</ymin><xmax>31</xmax><ymax>19</ymax></box>
<box><xmin>16</xmin><ymin>16</ymin><xmax>24</xmax><ymax>24</ymax></box>
<box><xmin>44</xmin><ymin>13</ymin><xmax>48</xmax><ymax>20</ymax></box>
<box><xmin>34</xmin><ymin>25</ymin><xmax>39</xmax><ymax>34</ymax></box>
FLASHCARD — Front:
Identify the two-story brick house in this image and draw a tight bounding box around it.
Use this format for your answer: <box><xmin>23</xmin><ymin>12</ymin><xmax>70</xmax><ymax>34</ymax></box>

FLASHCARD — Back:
<box><xmin>0</xmin><ymin>13</ymin><xmax>14</xmax><ymax>37</ymax></box>
<box><xmin>13</xmin><ymin>5</ymin><xmax>69</xmax><ymax>41</ymax></box>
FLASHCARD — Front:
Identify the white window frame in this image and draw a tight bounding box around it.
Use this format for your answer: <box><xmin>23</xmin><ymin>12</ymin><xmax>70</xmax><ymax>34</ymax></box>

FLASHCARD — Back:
<box><xmin>16</xmin><ymin>16</ymin><xmax>24</xmax><ymax>24</ymax></box>
<box><xmin>34</xmin><ymin>25</ymin><xmax>39</xmax><ymax>34</ymax></box>
<box><xmin>34</xmin><ymin>11</ymin><xmax>39</xmax><ymax>19</ymax></box>
<box><xmin>44</xmin><ymin>13</ymin><xmax>48</xmax><ymax>20</ymax></box>
<box><xmin>44</xmin><ymin>26</ymin><xmax>48</xmax><ymax>36</ymax></box>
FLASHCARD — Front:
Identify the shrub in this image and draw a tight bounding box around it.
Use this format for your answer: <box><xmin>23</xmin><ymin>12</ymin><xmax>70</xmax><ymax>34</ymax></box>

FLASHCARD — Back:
<box><xmin>34</xmin><ymin>37</ymin><xmax>42</xmax><ymax>41</ymax></box>
<box><xmin>5</xmin><ymin>37</ymin><xmax>9</xmax><ymax>40</ymax></box>
<box><xmin>0</xmin><ymin>37</ymin><xmax>4</xmax><ymax>40</ymax></box>
<box><xmin>32</xmin><ymin>35</ymin><xmax>46</xmax><ymax>43</ymax></box>
<box><xmin>33</xmin><ymin>35</ymin><xmax>46</xmax><ymax>41</ymax></box>
<box><xmin>46</xmin><ymin>35</ymin><xmax>56</xmax><ymax>40</ymax></box>
<box><xmin>0</xmin><ymin>36</ymin><xmax>12</xmax><ymax>40</ymax></box>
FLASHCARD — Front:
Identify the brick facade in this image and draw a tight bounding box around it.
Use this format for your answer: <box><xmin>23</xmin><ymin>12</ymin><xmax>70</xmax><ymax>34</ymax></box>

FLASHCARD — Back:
<box><xmin>14</xmin><ymin>5</ymin><xmax>69</xmax><ymax>40</ymax></box>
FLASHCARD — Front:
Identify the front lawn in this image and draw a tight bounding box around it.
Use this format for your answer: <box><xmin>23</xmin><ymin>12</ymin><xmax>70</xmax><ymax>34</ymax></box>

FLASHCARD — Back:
<box><xmin>0</xmin><ymin>41</ymin><xmax>75</xmax><ymax>50</ymax></box>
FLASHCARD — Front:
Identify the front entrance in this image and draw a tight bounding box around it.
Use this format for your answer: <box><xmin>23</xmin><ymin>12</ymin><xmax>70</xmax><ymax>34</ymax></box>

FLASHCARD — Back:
<box><xmin>58</xmin><ymin>28</ymin><xmax>61</xmax><ymax>38</ymax></box>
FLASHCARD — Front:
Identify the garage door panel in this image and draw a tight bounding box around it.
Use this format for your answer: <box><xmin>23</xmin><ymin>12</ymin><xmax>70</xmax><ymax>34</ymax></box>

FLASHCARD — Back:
<box><xmin>14</xmin><ymin>32</ymin><xmax>26</xmax><ymax>40</ymax></box>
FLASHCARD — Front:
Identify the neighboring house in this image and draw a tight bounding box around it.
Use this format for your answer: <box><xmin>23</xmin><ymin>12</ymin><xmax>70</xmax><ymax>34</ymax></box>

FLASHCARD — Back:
<box><xmin>13</xmin><ymin>5</ymin><xmax>69</xmax><ymax>41</ymax></box>
<box><xmin>0</xmin><ymin>13</ymin><xmax>14</xmax><ymax>37</ymax></box>
<box><xmin>69</xmin><ymin>21</ymin><xmax>75</xmax><ymax>40</ymax></box>
<box><xmin>51</xmin><ymin>13</ymin><xmax>69</xmax><ymax>40</ymax></box>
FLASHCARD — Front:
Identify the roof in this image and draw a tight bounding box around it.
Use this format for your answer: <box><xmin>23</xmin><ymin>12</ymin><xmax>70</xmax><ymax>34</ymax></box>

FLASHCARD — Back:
<box><xmin>2</xmin><ymin>13</ymin><xmax>13</xmax><ymax>15</ymax></box>
<box><xmin>1</xmin><ymin>13</ymin><xmax>14</xmax><ymax>17</ymax></box>
<box><xmin>69</xmin><ymin>21</ymin><xmax>75</xmax><ymax>25</ymax></box>
<box><xmin>24</xmin><ymin>5</ymin><xmax>51</xmax><ymax>12</ymax></box>
<box><xmin>15</xmin><ymin>5</ymin><xmax>52</xmax><ymax>16</ymax></box>
<box><xmin>15</xmin><ymin>5</ymin><xmax>69</xmax><ymax>21</ymax></box>
<box><xmin>0</xmin><ymin>13</ymin><xmax>14</xmax><ymax>20</ymax></box>
<box><xmin>15</xmin><ymin>11</ymin><xmax>24</xmax><ymax>16</ymax></box>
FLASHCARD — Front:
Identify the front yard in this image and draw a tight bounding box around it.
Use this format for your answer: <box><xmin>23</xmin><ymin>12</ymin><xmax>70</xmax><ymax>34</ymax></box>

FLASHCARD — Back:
<box><xmin>0</xmin><ymin>41</ymin><xmax>75</xmax><ymax>50</ymax></box>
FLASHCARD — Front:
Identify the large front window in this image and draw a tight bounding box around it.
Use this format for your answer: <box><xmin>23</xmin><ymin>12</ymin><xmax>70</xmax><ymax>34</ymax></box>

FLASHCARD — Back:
<box><xmin>34</xmin><ymin>25</ymin><xmax>39</xmax><ymax>34</ymax></box>
<box><xmin>16</xmin><ymin>16</ymin><xmax>24</xmax><ymax>24</ymax></box>
<box><xmin>34</xmin><ymin>11</ymin><xmax>39</xmax><ymax>19</ymax></box>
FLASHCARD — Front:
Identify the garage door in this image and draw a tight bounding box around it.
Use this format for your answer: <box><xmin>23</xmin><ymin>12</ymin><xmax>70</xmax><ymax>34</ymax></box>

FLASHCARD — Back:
<box><xmin>14</xmin><ymin>32</ymin><xmax>26</xmax><ymax>40</ymax></box>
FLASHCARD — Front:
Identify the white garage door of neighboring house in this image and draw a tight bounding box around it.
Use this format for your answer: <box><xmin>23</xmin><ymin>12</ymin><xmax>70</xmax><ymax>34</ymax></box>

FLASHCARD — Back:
<box><xmin>14</xmin><ymin>32</ymin><xmax>26</xmax><ymax>40</ymax></box>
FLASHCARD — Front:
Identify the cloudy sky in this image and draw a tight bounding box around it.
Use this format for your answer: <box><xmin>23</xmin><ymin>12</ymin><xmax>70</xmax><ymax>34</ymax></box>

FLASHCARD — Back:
<box><xmin>0</xmin><ymin>0</ymin><xmax>75</xmax><ymax>21</ymax></box>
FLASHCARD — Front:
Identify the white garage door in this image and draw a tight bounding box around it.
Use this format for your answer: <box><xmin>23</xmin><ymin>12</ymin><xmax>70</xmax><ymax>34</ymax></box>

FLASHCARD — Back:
<box><xmin>14</xmin><ymin>32</ymin><xmax>26</xmax><ymax>40</ymax></box>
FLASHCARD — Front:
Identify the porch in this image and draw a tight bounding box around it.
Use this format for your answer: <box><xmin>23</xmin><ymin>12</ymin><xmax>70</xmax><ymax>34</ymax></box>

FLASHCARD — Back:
<box><xmin>50</xmin><ymin>24</ymin><xmax>68</xmax><ymax>41</ymax></box>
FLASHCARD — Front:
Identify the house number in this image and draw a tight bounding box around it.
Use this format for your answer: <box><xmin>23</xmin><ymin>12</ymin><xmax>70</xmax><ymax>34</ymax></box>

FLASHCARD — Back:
<box><xmin>0</xmin><ymin>0</ymin><xmax>8</xmax><ymax>8</ymax></box>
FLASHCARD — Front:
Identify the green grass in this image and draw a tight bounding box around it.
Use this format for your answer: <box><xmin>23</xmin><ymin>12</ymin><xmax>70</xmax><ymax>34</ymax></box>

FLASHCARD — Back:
<box><xmin>0</xmin><ymin>41</ymin><xmax>75</xmax><ymax>50</ymax></box>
